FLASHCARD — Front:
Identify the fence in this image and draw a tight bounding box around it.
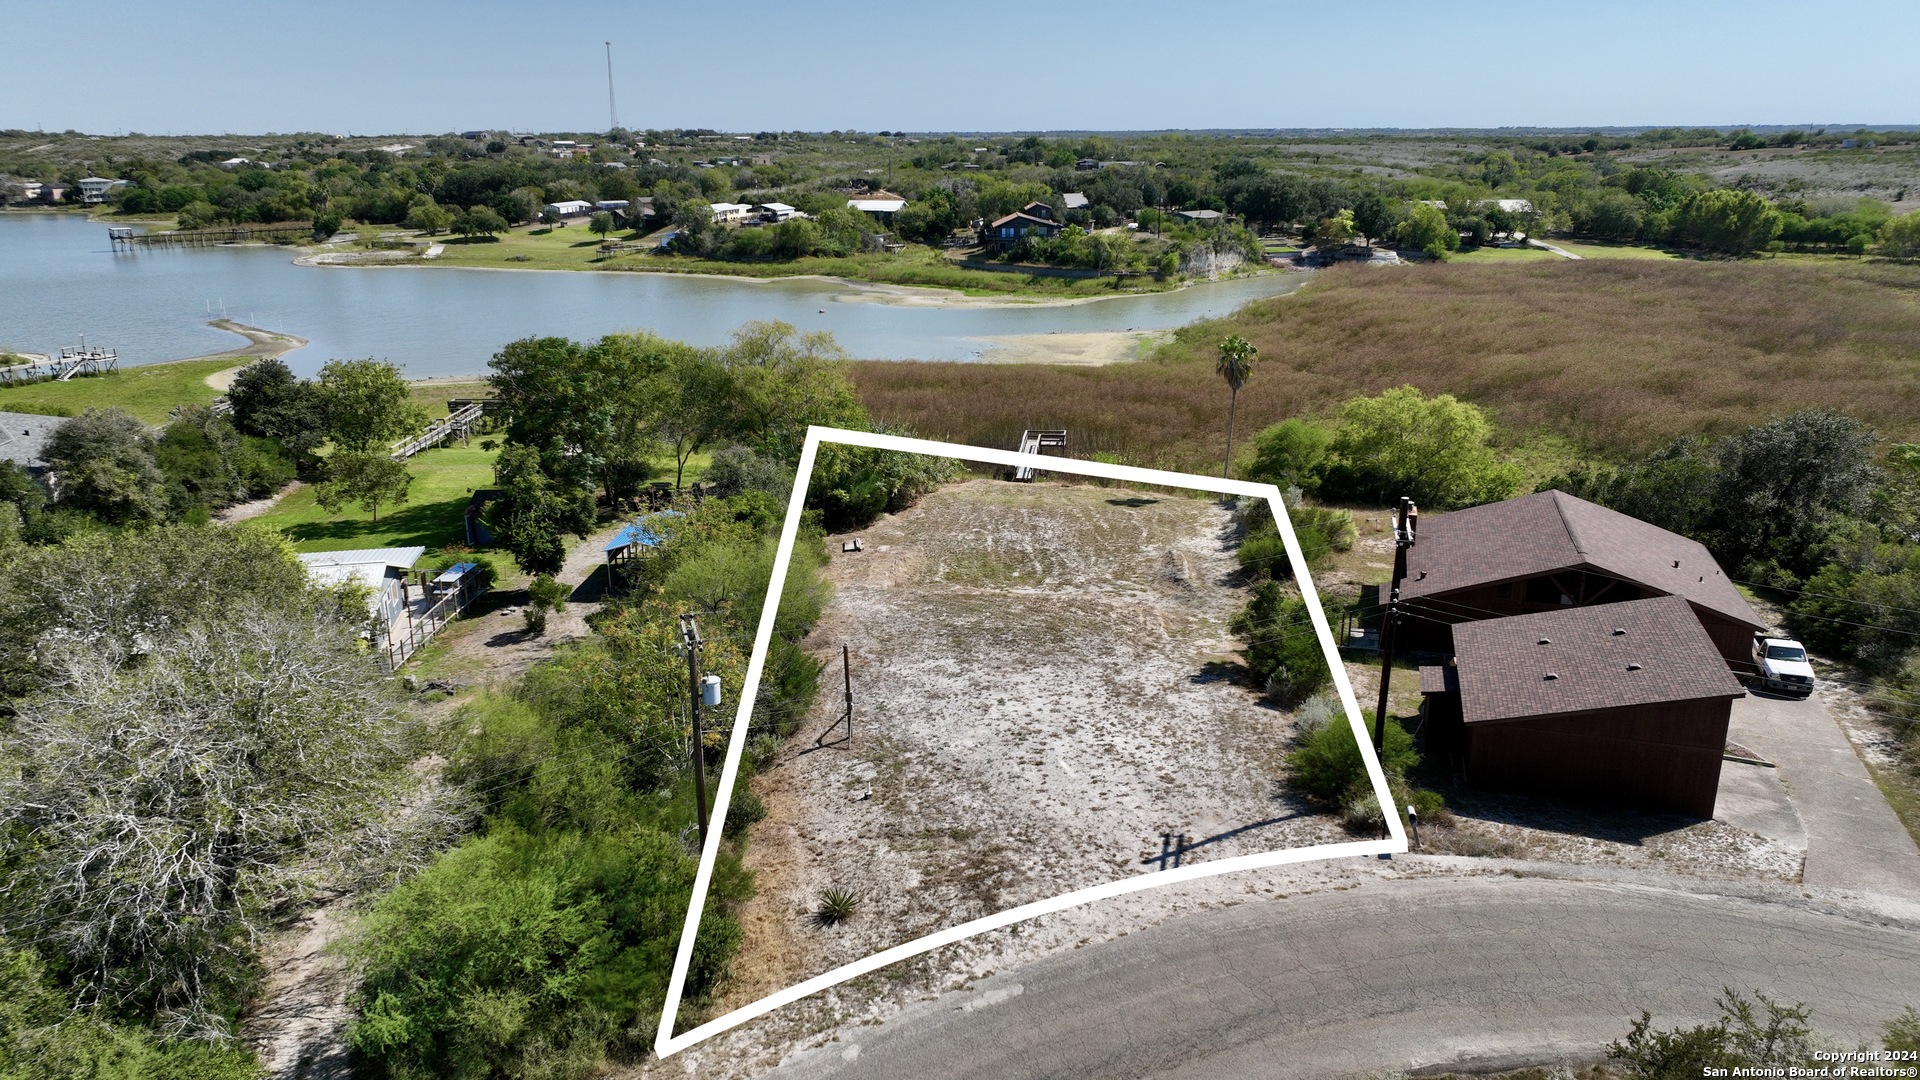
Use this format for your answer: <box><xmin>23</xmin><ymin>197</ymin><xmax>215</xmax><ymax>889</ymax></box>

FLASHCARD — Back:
<box><xmin>375</xmin><ymin>566</ymin><xmax>488</xmax><ymax>672</ymax></box>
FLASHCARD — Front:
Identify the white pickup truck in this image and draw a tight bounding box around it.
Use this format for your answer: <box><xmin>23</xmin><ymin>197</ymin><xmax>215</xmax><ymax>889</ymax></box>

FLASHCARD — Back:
<box><xmin>1752</xmin><ymin>636</ymin><xmax>1817</xmax><ymax>697</ymax></box>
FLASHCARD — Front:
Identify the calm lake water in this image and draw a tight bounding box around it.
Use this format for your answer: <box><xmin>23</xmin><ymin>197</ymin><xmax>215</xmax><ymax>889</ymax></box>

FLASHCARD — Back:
<box><xmin>0</xmin><ymin>212</ymin><xmax>1305</xmax><ymax>378</ymax></box>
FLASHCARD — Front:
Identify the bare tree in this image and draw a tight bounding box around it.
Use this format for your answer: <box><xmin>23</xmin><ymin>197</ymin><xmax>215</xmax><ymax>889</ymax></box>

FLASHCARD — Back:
<box><xmin>0</xmin><ymin>609</ymin><xmax>414</xmax><ymax>1036</ymax></box>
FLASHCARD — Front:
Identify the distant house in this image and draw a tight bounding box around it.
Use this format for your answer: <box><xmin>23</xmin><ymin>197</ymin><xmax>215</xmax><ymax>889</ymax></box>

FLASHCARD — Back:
<box><xmin>1062</xmin><ymin>192</ymin><xmax>1089</xmax><ymax>211</ymax></box>
<box><xmin>218</xmin><ymin>157</ymin><xmax>251</xmax><ymax>169</ymax></box>
<box><xmin>543</xmin><ymin>200</ymin><xmax>595</xmax><ymax>221</ymax></box>
<box><xmin>1418</xmin><ymin>595</ymin><xmax>1746</xmax><ymax>818</ymax></box>
<box><xmin>709</xmin><ymin>202</ymin><xmax>754</xmax><ymax>225</ymax></box>
<box><xmin>0</xmin><ymin>410</ymin><xmax>61</xmax><ymax>479</ymax></box>
<box><xmin>985</xmin><ymin>210</ymin><xmax>1063</xmax><ymax>250</ymax></box>
<box><xmin>76</xmin><ymin>177</ymin><xmax>127</xmax><ymax>204</ymax></box>
<box><xmin>1019</xmin><ymin>200</ymin><xmax>1057</xmax><ymax>221</ymax></box>
<box><xmin>848</xmin><ymin>191</ymin><xmax>908</xmax><ymax>223</ymax></box>
<box><xmin>1075</xmin><ymin>159</ymin><xmax>1100</xmax><ymax>171</ymax></box>
<box><xmin>1397</xmin><ymin>489</ymin><xmax>1765</xmax><ymax>666</ymax></box>
<box><xmin>461</xmin><ymin>130</ymin><xmax>490</xmax><ymax>140</ymax></box>
<box><xmin>755</xmin><ymin>202</ymin><xmax>801</xmax><ymax>223</ymax></box>
<box><xmin>9</xmin><ymin>181</ymin><xmax>63</xmax><ymax>204</ymax></box>
<box><xmin>1175</xmin><ymin>209</ymin><xmax>1222</xmax><ymax>224</ymax></box>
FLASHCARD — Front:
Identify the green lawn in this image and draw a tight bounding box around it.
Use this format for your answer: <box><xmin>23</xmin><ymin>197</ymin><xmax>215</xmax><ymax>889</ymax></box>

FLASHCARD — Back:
<box><xmin>254</xmin><ymin>443</ymin><xmax>498</xmax><ymax>553</ymax></box>
<box><xmin>1545</xmin><ymin>239</ymin><xmax>1686</xmax><ymax>260</ymax></box>
<box><xmin>0</xmin><ymin>358</ymin><xmax>233</xmax><ymax>422</ymax></box>
<box><xmin>1446</xmin><ymin>245</ymin><xmax>1561</xmax><ymax>264</ymax></box>
<box><xmin>415</xmin><ymin>224</ymin><xmax>1177</xmax><ymax>298</ymax></box>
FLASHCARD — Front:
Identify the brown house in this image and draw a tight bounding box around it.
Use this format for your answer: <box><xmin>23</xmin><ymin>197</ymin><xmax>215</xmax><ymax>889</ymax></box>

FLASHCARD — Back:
<box><xmin>1420</xmin><ymin>595</ymin><xmax>1746</xmax><ymax>818</ymax></box>
<box><xmin>1398</xmin><ymin>489</ymin><xmax>1763</xmax><ymax>665</ymax></box>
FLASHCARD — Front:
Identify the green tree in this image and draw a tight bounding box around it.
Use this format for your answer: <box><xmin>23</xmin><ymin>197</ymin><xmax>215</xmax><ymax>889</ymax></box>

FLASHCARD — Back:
<box><xmin>1351</xmin><ymin>191</ymin><xmax>1398</xmax><ymax>246</ymax></box>
<box><xmin>314</xmin><ymin>449</ymin><xmax>413</xmax><ymax>522</ymax></box>
<box><xmin>1396</xmin><ymin>202</ymin><xmax>1458</xmax><ymax>258</ymax></box>
<box><xmin>1672</xmin><ymin>188</ymin><xmax>1782</xmax><ymax>255</ymax></box>
<box><xmin>226</xmin><ymin>357</ymin><xmax>329</xmax><ymax>465</ymax></box>
<box><xmin>1216</xmin><ymin>335</ymin><xmax>1257</xmax><ymax>478</ymax></box>
<box><xmin>403</xmin><ymin>196</ymin><xmax>452</xmax><ymax>235</ymax></box>
<box><xmin>1881</xmin><ymin>210</ymin><xmax>1920</xmax><ymax>259</ymax></box>
<box><xmin>1324</xmin><ymin>386</ymin><xmax>1522</xmax><ymax>508</ymax></box>
<box><xmin>452</xmin><ymin>204</ymin><xmax>509</xmax><ymax>239</ymax></box>
<box><xmin>487</xmin><ymin>333</ymin><xmax>675</xmax><ymax>499</ymax></box>
<box><xmin>715</xmin><ymin>322</ymin><xmax>866</xmax><ymax>462</ymax></box>
<box><xmin>1709</xmin><ymin>409</ymin><xmax>1878</xmax><ymax>573</ymax></box>
<box><xmin>316</xmin><ymin>358</ymin><xmax>426</xmax><ymax>454</ymax></box>
<box><xmin>485</xmin><ymin>445</ymin><xmax>595</xmax><ymax>576</ymax></box>
<box><xmin>41</xmin><ymin>408</ymin><xmax>167</xmax><ymax>525</ymax></box>
<box><xmin>1244</xmin><ymin>418</ymin><xmax>1331</xmax><ymax>493</ymax></box>
<box><xmin>1310</xmin><ymin>208</ymin><xmax>1356</xmax><ymax>249</ymax></box>
<box><xmin>588</xmin><ymin>210</ymin><xmax>615</xmax><ymax>236</ymax></box>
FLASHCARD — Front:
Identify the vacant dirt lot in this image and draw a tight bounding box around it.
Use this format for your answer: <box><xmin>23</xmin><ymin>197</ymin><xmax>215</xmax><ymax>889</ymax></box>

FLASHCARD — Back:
<box><xmin>717</xmin><ymin>478</ymin><xmax>1341</xmax><ymax>1016</ymax></box>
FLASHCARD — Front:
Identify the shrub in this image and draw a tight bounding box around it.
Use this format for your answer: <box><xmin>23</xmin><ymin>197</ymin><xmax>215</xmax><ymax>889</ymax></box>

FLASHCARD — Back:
<box><xmin>1322</xmin><ymin>386</ymin><xmax>1522</xmax><ymax>509</ymax></box>
<box><xmin>347</xmin><ymin>826</ymin><xmax>716</xmax><ymax>1080</ymax></box>
<box><xmin>1243</xmin><ymin>418</ymin><xmax>1330</xmax><ymax>492</ymax></box>
<box><xmin>1230</xmin><ymin>582</ymin><xmax>1331</xmax><ymax>705</ymax></box>
<box><xmin>1287</xmin><ymin>711</ymin><xmax>1416</xmax><ymax>806</ymax></box>
<box><xmin>723</xmin><ymin>789</ymin><xmax>766</xmax><ymax>840</ymax></box>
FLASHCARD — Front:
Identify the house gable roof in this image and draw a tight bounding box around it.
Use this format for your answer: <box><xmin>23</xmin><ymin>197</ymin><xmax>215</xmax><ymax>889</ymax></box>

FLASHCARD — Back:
<box><xmin>1451</xmin><ymin>595</ymin><xmax>1745</xmax><ymax>724</ymax></box>
<box><xmin>1402</xmin><ymin>489</ymin><xmax>1761</xmax><ymax>629</ymax></box>
<box><xmin>989</xmin><ymin>211</ymin><xmax>1059</xmax><ymax>230</ymax></box>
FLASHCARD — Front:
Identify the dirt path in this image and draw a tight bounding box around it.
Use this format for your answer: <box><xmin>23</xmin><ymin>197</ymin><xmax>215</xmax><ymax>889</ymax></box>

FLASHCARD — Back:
<box><xmin>240</xmin><ymin>522</ymin><xmax>623</xmax><ymax>1079</ymax></box>
<box><xmin>215</xmin><ymin>480</ymin><xmax>305</xmax><ymax>523</ymax></box>
<box><xmin>197</xmin><ymin>319</ymin><xmax>309</xmax><ymax>389</ymax></box>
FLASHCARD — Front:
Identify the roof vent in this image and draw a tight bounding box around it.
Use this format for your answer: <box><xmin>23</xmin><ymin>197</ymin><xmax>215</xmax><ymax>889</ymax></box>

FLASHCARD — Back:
<box><xmin>1626</xmin><ymin>662</ymin><xmax>1643</xmax><ymax>671</ymax></box>
<box><xmin>1543</xmin><ymin>672</ymin><xmax>1559</xmax><ymax>681</ymax></box>
<box><xmin>1672</xmin><ymin>559</ymin><xmax>1681</xmax><ymax>568</ymax></box>
<box><xmin>1537</xmin><ymin>637</ymin><xmax>1552</xmax><ymax>645</ymax></box>
<box><xmin>1417</xmin><ymin>570</ymin><xmax>1427</xmax><ymax>580</ymax></box>
<box><xmin>1612</xmin><ymin>628</ymin><xmax>1626</xmax><ymax>636</ymax></box>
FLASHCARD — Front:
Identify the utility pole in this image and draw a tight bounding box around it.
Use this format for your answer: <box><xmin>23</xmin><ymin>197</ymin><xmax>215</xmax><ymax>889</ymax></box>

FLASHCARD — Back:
<box><xmin>1371</xmin><ymin>496</ymin><xmax>1418</xmax><ymax>750</ymax></box>
<box><xmin>605</xmin><ymin>41</ymin><xmax>620</xmax><ymax>134</ymax></box>
<box><xmin>841</xmin><ymin>643</ymin><xmax>854</xmax><ymax>750</ymax></box>
<box><xmin>679</xmin><ymin>613</ymin><xmax>710</xmax><ymax>848</ymax></box>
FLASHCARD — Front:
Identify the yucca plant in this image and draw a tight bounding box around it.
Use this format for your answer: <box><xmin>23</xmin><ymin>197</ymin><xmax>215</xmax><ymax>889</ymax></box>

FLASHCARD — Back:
<box><xmin>813</xmin><ymin>886</ymin><xmax>860</xmax><ymax>926</ymax></box>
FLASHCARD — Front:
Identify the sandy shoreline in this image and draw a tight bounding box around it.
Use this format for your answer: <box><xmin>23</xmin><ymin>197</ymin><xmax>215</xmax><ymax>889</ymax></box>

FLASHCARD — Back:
<box><xmin>194</xmin><ymin>319</ymin><xmax>308</xmax><ymax>390</ymax></box>
<box><xmin>971</xmin><ymin>329</ymin><xmax>1174</xmax><ymax>365</ymax></box>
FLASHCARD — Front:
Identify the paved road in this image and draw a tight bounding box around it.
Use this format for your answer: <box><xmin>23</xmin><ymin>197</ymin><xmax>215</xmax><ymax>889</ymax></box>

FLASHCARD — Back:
<box><xmin>1730</xmin><ymin>688</ymin><xmax>1920</xmax><ymax>901</ymax></box>
<box><xmin>768</xmin><ymin>876</ymin><xmax>1920</xmax><ymax>1080</ymax></box>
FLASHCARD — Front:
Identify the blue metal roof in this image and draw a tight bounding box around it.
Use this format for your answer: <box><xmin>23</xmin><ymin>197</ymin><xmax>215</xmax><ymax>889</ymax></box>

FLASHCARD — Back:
<box><xmin>605</xmin><ymin>510</ymin><xmax>685</xmax><ymax>553</ymax></box>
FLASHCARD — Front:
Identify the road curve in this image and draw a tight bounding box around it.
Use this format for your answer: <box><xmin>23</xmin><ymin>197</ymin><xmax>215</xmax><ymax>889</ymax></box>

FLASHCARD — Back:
<box><xmin>768</xmin><ymin>875</ymin><xmax>1920</xmax><ymax>1079</ymax></box>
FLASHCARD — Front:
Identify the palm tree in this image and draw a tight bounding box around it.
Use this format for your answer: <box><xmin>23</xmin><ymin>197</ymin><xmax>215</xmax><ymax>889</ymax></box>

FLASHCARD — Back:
<box><xmin>1216</xmin><ymin>334</ymin><xmax>1257</xmax><ymax>478</ymax></box>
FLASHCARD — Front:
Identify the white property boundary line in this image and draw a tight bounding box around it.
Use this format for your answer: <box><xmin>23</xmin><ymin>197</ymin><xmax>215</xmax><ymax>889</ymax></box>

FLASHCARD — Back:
<box><xmin>655</xmin><ymin>426</ymin><xmax>1408</xmax><ymax>1058</ymax></box>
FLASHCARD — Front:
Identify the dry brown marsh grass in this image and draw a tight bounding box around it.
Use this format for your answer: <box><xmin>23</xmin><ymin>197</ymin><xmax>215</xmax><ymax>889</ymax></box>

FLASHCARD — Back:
<box><xmin>850</xmin><ymin>259</ymin><xmax>1920</xmax><ymax>471</ymax></box>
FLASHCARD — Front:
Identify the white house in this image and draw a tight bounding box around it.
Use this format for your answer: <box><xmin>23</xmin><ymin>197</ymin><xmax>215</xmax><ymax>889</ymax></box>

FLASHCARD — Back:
<box><xmin>1062</xmin><ymin>192</ymin><xmax>1089</xmax><ymax>210</ymax></box>
<box><xmin>543</xmin><ymin>199</ymin><xmax>595</xmax><ymax>220</ymax></box>
<box><xmin>76</xmin><ymin>177</ymin><xmax>127</xmax><ymax>204</ymax></box>
<box><xmin>755</xmin><ymin>202</ymin><xmax>801</xmax><ymax>222</ymax></box>
<box><xmin>298</xmin><ymin>547</ymin><xmax>425</xmax><ymax>629</ymax></box>
<box><xmin>848</xmin><ymin>194</ymin><xmax>907</xmax><ymax>222</ymax></box>
<box><xmin>709</xmin><ymin>202</ymin><xmax>754</xmax><ymax>225</ymax></box>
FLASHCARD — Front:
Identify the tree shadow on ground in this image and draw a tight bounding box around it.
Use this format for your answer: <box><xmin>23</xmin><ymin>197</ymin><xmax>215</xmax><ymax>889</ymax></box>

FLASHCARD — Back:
<box><xmin>1106</xmin><ymin>496</ymin><xmax>1159</xmax><ymax>507</ymax></box>
<box><xmin>283</xmin><ymin>496</ymin><xmax>467</xmax><ymax>549</ymax></box>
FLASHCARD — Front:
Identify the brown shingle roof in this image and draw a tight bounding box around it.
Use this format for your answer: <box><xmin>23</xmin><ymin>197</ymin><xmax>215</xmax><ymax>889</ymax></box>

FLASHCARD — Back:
<box><xmin>1451</xmin><ymin>595</ymin><xmax>1745</xmax><ymax>724</ymax></box>
<box><xmin>989</xmin><ymin>211</ymin><xmax>1060</xmax><ymax>230</ymax></box>
<box><xmin>1402</xmin><ymin>490</ymin><xmax>1761</xmax><ymax>629</ymax></box>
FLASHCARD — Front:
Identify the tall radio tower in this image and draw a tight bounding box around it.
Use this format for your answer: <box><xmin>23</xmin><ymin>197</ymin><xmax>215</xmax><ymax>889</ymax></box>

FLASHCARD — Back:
<box><xmin>605</xmin><ymin>41</ymin><xmax>620</xmax><ymax>133</ymax></box>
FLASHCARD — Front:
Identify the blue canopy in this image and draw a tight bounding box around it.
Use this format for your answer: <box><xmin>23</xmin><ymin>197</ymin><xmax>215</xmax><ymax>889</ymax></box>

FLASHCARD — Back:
<box><xmin>605</xmin><ymin>510</ymin><xmax>686</xmax><ymax>554</ymax></box>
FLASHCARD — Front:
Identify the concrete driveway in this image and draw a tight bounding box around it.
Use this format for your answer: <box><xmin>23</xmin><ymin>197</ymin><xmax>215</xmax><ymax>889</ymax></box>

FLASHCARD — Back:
<box><xmin>1727</xmin><ymin>687</ymin><xmax>1920</xmax><ymax>904</ymax></box>
<box><xmin>766</xmin><ymin>875</ymin><xmax>1920</xmax><ymax>1080</ymax></box>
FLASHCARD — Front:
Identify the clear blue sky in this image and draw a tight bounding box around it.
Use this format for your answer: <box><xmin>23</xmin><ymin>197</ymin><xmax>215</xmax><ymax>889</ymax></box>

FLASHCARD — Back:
<box><xmin>13</xmin><ymin>0</ymin><xmax>1917</xmax><ymax>135</ymax></box>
